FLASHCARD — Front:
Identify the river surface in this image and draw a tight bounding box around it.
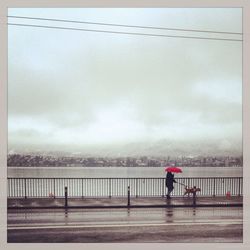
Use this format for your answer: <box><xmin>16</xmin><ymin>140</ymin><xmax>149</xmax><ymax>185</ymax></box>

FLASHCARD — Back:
<box><xmin>7</xmin><ymin>166</ymin><xmax>243</xmax><ymax>178</ymax></box>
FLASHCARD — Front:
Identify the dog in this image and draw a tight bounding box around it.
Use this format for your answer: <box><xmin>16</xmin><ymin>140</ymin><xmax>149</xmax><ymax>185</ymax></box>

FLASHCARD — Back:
<box><xmin>183</xmin><ymin>186</ymin><xmax>201</xmax><ymax>196</ymax></box>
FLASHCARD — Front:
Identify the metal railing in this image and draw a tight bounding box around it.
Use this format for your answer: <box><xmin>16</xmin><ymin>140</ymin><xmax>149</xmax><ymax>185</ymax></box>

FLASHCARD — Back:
<box><xmin>7</xmin><ymin>177</ymin><xmax>243</xmax><ymax>198</ymax></box>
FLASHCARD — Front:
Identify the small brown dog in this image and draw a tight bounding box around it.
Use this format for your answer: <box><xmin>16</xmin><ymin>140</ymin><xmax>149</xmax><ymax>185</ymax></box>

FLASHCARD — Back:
<box><xmin>183</xmin><ymin>186</ymin><xmax>201</xmax><ymax>196</ymax></box>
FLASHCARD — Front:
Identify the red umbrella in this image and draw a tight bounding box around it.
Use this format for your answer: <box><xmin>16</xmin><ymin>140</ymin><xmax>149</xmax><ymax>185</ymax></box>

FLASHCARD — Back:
<box><xmin>165</xmin><ymin>166</ymin><xmax>182</xmax><ymax>173</ymax></box>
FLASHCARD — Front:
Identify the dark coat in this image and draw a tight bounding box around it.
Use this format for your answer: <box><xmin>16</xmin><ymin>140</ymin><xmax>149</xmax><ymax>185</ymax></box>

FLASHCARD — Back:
<box><xmin>166</xmin><ymin>172</ymin><xmax>176</xmax><ymax>188</ymax></box>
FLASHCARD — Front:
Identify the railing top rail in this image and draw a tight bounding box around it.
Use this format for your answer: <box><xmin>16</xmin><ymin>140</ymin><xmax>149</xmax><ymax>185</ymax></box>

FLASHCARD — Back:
<box><xmin>7</xmin><ymin>177</ymin><xmax>243</xmax><ymax>180</ymax></box>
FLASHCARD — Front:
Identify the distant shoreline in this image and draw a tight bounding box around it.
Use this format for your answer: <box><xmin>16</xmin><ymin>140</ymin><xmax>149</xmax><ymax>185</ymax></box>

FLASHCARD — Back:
<box><xmin>7</xmin><ymin>154</ymin><xmax>243</xmax><ymax>168</ymax></box>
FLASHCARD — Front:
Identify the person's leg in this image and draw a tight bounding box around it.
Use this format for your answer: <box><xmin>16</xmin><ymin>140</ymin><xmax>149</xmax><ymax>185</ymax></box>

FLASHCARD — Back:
<box><xmin>167</xmin><ymin>186</ymin><xmax>173</xmax><ymax>198</ymax></box>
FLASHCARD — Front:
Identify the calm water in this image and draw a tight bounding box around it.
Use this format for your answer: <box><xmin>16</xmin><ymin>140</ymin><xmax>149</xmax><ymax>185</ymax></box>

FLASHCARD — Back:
<box><xmin>7</xmin><ymin>166</ymin><xmax>243</xmax><ymax>178</ymax></box>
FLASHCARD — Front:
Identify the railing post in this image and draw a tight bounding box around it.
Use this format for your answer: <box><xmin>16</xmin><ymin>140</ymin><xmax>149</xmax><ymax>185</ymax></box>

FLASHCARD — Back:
<box><xmin>127</xmin><ymin>186</ymin><xmax>130</xmax><ymax>207</ymax></box>
<box><xmin>193</xmin><ymin>186</ymin><xmax>196</xmax><ymax>207</ymax></box>
<box><xmin>82</xmin><ymin>178</ymin><xmax>84</xmax><ymax>198</ymax></box>
<box><xmin>136</xmin><ymin>178</ymin><xmax>138</xmax><ymax>198</ymax></box>
<box><xmin>24</xmin><ymin>178</ymin><xmax>27</xmax><ymax>199</ymax></box>
<box><xmin>238</xmin><ymin>177</ymin><xmax>241</xmax><ymax>197</ymax></box>
<box><xmin>213</xmin><ymin>178</ymin><xmax>216</xmax><ymax>197</ymax></box>
<box><xmin>65</xmin><ymin>186</ymin><xmax>68</xmax><ymax>208</ymax></box>
<box><xmin>53</xmin><ymin>178</ymin><xmax>56</xmax><ymax>199</ymax></box>
<box><xmin>162</xmin><ymin>178</ymin><xmax>165</xmax><ymax>197</ymax></box>
<box><xmin>109</xmin><ymin>178</ymin><xmax>111</xmax><ymax>198</ymax></box>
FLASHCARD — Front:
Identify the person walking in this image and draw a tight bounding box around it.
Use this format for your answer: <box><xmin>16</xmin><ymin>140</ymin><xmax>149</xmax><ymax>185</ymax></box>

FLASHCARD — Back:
<box><xmin>166</xmin><ymin>171</ymin><xmax>176</xmax><ymax>199</ymax></box>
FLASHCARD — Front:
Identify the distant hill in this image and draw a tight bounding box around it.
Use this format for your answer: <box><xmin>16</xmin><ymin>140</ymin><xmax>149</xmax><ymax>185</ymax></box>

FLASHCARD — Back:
<box><xmin>89</xmin><ymin>139</ymin><xmax>242</xmax><ymax>157</ymax></box>
<box><xmin>8</xmin><ymin>138</ymin><xmax>242</xmax><ymax>158</ymax></box>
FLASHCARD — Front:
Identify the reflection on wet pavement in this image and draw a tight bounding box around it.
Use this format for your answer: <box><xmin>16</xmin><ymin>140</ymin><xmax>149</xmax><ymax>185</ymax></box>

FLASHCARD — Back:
<box><xmin>165</xmin><ymin>209</ymin><xmax>174</xmax><ymax>223</ymax></box>
<box><xmin>8</xmin><ymin>207</ymin><xmax>243</xmax><ymax>226</ymax></box>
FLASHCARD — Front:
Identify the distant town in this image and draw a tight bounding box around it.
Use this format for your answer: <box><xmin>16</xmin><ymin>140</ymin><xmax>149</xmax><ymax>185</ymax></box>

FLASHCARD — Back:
<box><xmin>7</xmin><ymin>154</ymin><xmax>243</xmax><ymax>167</ymax></box>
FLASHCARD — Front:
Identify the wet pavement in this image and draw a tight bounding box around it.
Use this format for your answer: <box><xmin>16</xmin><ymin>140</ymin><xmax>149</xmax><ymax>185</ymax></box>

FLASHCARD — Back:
<box><xmin>7</xmin><ymin>206</ymin><xmax>243</xmax><ymax>243</ymax></box>
<box><xmin>8</xmin><ymin>206</ymin><xmax>243</xmax><ymax>226</ymax></box>
<box><xmin>7</xmin><ymin>196</ymin><xmax>243</xmax><ymax>242</ymax></box>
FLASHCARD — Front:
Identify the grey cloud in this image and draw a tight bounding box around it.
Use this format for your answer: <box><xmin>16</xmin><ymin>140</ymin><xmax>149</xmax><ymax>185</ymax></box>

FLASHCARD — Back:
<box><xmin>8</xmin><ymin>8</ymin><xmax>242</xmax><ymax>153</ymax></box>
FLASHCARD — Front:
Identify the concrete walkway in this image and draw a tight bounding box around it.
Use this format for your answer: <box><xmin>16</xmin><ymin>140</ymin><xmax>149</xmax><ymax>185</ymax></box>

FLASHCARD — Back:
<box><xmin>8</xmin><ymin>196</ymin><xmax>243</xmax><ymax>209</ymax></box>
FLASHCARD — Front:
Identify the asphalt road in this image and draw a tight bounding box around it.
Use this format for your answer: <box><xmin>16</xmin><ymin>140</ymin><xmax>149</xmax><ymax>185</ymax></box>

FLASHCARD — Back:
<box><xmin>7</xmin><ymin>207</ymin><xmax>243</xmax><ymax>243</ymax></box>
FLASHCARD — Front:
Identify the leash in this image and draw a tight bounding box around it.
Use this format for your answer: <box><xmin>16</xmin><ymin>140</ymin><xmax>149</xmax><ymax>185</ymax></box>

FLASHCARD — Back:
<box><xmin>176</xmin><ymin>181</ymin><xmax>186</xmax><ymax>186</ymax></box>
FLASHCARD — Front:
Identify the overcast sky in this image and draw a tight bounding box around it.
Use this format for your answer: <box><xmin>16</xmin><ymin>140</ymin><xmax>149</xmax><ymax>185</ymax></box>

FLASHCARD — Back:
<box><xmin>8</xmin><ymin>8</ymin><xmax>242</xmax><ymax>155</ymax></box>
